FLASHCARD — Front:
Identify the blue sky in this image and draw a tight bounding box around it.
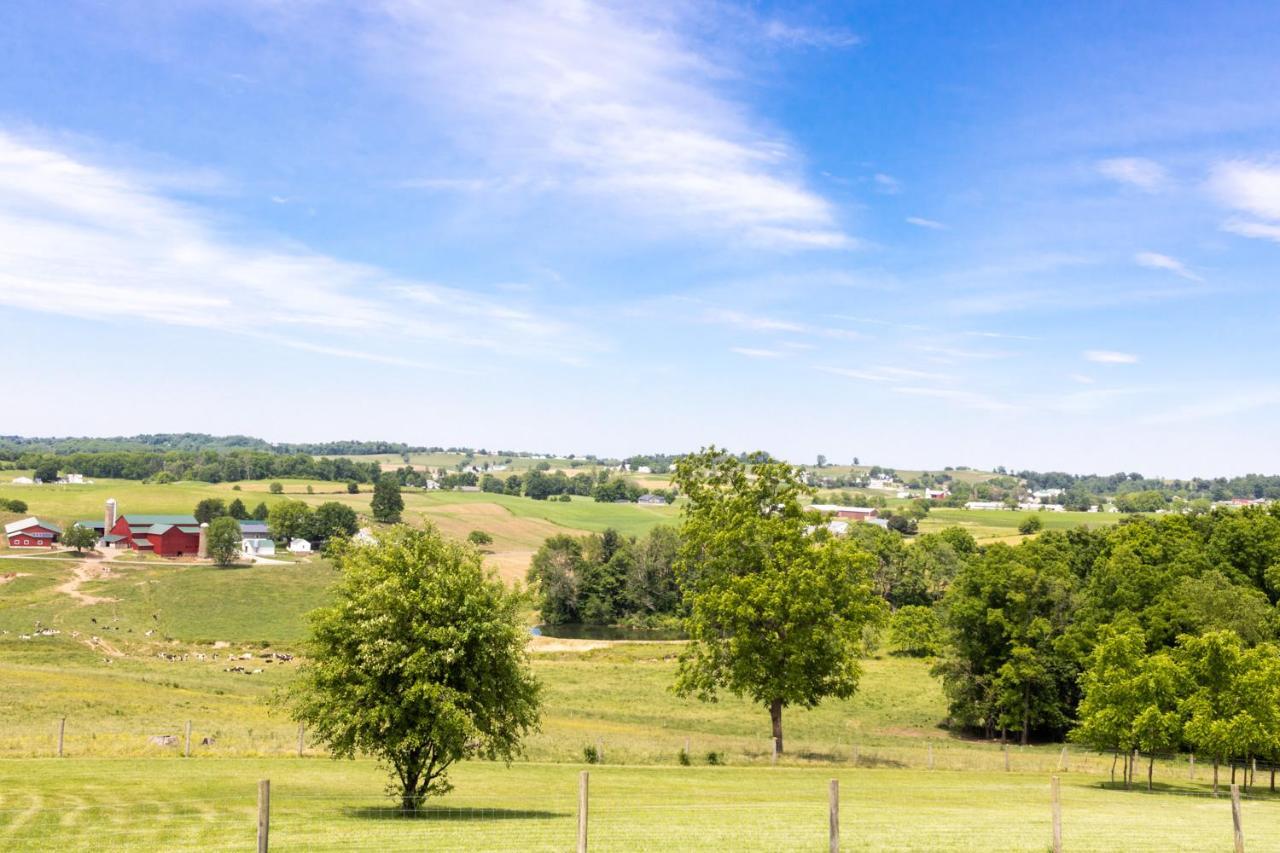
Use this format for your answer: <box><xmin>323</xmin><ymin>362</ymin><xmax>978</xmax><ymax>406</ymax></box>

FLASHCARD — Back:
<box><xmin>3</xmin><ymin>1</ymin><xmax>1280</xmax><ymax>476</ymax></box>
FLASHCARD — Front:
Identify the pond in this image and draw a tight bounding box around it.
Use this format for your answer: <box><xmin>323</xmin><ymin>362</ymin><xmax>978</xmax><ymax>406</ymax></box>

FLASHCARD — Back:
<box><xmin>530</xmin><ymin>623</ymin><xmax>687</xmax><ymax>641</ymax></box>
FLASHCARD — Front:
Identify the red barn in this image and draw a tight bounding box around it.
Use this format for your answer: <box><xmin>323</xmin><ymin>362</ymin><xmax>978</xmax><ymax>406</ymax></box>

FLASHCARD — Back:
<box><xmin>106</xmin><ymin>514</ymin><xmax>202</xmax><ymax>557</ymax></box>
<box><xmin>5</xmin><ymin>517</ymin><xmax>62</xmax><ymax>548</ymax></box>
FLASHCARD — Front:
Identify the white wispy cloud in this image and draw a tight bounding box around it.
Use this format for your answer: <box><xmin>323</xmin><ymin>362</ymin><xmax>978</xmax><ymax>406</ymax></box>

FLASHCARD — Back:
<box><xmin>1097</xmin><ymin>157</ymin><xmax>1167</xmax><ymax>192</ymax></box>
<box><xmin>873</xmin><ymin>173</ymin><xmax>901</xmax><ymax>194</ymax></box>
<box><xmin>1209</xmin><ymin>159</ymin><xmax>1280</xmax><ymax>243</ymax></box>
<box><xmin>817</xmin><ymin>365</ymin><xmax>948</xmax><ymax>383</ymax></box>
<box><xmin>1135</xmin><ymin>251</ymin><xmax>1202</xmax><ymax>281</ymax></box>
<box><xmin>761</xmin><ymin>20</ymin><xmax>861</xmax><ymax>49</ymax></box>
<box><xmin>1209</xmin><ymin>159</ymin><xmax>1280</xmax><ymax>219</ymax></box>
<box><xmin>1069</xmin><ymin>373</ymin><xmax>1096</xmax><ymax>385</ymax></box>
<box><xmin>705</xmin><ymin>309</ymin><xmax>805</xmax><ymax>333</ymax></box>
<box><xmin>730</xmin><ymin>347</ymin><xmax>784</xmax><ymax>358</ymax></box>
<box><xmin>369</xmin><ymin>1</ymin><xmax>849</xmax><ymax>250</ymax></box>
<box><xmin>0</xmin><ymin>130</ymin><xmax>582</xmax><ymax>365</ymax></box>
<box><xmin>1222</xmin><ymin>218</ymin><xmax>1280</xmax><ymax>243</ymax></box>
<box><xmin>1084</xmin><ymin>350</ymin><xmax>1139</xmax><ymax>364</ymax></box>
<box><xmin>905</xmin><ymin>216</ymin><xmax>947</xmax><ymax>230</ymax></box>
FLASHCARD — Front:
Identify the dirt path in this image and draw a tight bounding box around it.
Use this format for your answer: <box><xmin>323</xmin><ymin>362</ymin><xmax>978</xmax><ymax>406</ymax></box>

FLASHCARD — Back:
<box><xmin>55</xmin><ymin>560</ymin><xmax>120</xmax><ymax>605</ymax></box>
<box><xmin>0</xmin><ymin>571</ymin><xmax>30</xmax><ymax>585</ymax></box>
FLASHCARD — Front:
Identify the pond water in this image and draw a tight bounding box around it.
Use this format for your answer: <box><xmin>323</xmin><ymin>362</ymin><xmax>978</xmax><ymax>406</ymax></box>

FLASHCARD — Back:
<box><xmin>530</xmin><ymin>623</ymin><xmax>687</xmax><ymax>641</ymax></box>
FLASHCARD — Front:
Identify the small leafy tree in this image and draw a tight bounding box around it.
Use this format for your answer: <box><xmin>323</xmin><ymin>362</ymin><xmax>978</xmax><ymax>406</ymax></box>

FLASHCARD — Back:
<box><xmin>269</xmin><ymin>482</ymin><xmax>284</xmax><ymax>495</ymax></box>
<box><xmin>62</xmin><ymin>524</ymin><xmax>98</xmax><ymax>554</ymax></box>
<box><xmin>33</xmin><ymin>461</ymin><xmax>58</xmax><ymax>483</ymax></box>
<box><xmin>888</xmin><ymin>606</ymin><xmax>942</xmax><ymax>656</ymax></box>
<box><xmin>283</xmin><ymin>525</ymin><xmax>541</xmax><ymax>810</ymax></box>
<box><xmin>371</xmin><ymin>475</ymin><xmax>404</xmax><ymax>523</ymax></box>
<box><xmin>268</xmin><ymin>500</ymin><xmax>313</xmax><ymax>543</ymax></box>
<box><xmin>1018</xmin><ymin>515</ymin><xmax>1044</xmax><ymax>535</ymax></box>
<box><xmin>1072</xmin><ymin>629</ymin><xmax>1145</xmax><ymax>787</ymax></box>
<box><xmin>467</xmin><ymin>530</ymin><xmax>493</xmax><ymax>546</ymax></box>
<box><xmin>311</xmin><ymin>501</ymin><xmax>359</xmax><ymax>540</ymax></box>
<box><xmin>228</xmin><ymin>498</ymin><xmax>249</xmax><ymax>520</ymax></box>
<box><xmin>207</xmin><ymin>516</ymin><xmax>242</xmax><ymax>566</ymax></box>
<box><xmin>347</xmin><ymin>481</ymin><xmax>359</xmax><ymax>494</ymax></box>
<box><xmin>193</xmin><ymin>498</ymin><xmax>227</xmax><ymax>524</ymax></box>
<box><xmin>251</xmin><ymin>501</ymin><xmax>270</xmax><ymax>521</ymax></box>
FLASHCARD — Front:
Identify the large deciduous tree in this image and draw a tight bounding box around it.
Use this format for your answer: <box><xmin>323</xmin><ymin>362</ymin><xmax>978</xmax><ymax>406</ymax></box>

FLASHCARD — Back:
<box><xmin>371</xmin><ymin>475</ymin><xmax>404</xmax><ymax>523</ymax></box>
<box><xmin>671</xmin><ymin>448</ymin><xmax>885</xmax><ymax>753</ymax></box>
<box><xmin>283</xmin><ymin>525</ymin><xmax>541</xmax><ymax>810</ymax></box>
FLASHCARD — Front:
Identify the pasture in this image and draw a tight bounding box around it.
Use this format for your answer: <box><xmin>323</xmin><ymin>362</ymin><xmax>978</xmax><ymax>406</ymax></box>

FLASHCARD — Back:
<box><xmin>3</xmin><ymin>535</ymin><xmax>1277</xmax><ymax>849</ymax></box>
<box><xmin>0</xmin><ymin>477</ymin><xmax>676</xmax><ymax>578</ymax></box>
<box><xmin>1</xmin><ymin>759</ymin><xmax>1274</xmax><ymax>851</ymax></box>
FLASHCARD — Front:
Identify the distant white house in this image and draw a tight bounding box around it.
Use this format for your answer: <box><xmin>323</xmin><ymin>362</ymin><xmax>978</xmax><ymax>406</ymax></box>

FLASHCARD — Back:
<box><xmin>635</xmin><ymin>466</ymin><xmax>653</xmax><ymax>474</ymax></box>
<box><xmin>965</xmin><ymin>501</ymin><xmax>1005</xmax><ymax>511</ymax></box>
<box><xmin>423</xmin><ymin>480</ymin><xmax>441</xmax><ymax>490</ymax></box>
<box><xmin>10</xmin><ymin>477</ymin><xmax>33</xmax><ymax>485</ymax></box>
<box><xmin>288</xmin><ymin>538</ymin><xmax>312</xmax><ymax>554</ymax></box>
<box><xmin>1032</xmin><ymin>488</ymin><xmax>1064</xmax><ymax>500</ymax></box>
<box><xmin>241</xmin><ymin>538</ymin><xmax>276</xmax><ymax>557</ymax></box>
<box><xmin>896</xmin><ymin>490</ymin><xmax>913</xmax><ymax>499</ymax></box>
<box><xmin>637</xmin><ymin>494</ymin><xmax>667</xmax><ymax>506</ymax></box>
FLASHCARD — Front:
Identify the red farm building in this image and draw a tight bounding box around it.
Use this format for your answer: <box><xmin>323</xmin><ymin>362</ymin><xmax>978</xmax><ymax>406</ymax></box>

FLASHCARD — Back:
<box><xmin>106</xmin><ymin>514</ymin><xmax>202</xmax><ymax>556</ymax></box>
<box><xmin>4</xmin><ymin>517</ymin><xmax>62</xmax><ymax>548</ymax></box>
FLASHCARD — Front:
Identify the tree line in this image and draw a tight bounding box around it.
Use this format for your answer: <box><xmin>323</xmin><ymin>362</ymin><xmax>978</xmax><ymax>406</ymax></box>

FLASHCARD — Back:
<box><xmin>8</xmin><ymin>450</ymin><xmax>382</xmax><ymax>484</ymax></box>
<box><xmin>930</xmin><ymin>505</ymin><xmax>1280</xmax><ymax>754</ymax></box>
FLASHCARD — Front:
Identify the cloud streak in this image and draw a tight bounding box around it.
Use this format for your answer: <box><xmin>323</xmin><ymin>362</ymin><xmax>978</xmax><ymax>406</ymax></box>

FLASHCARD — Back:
<box><xmin>1135</xmin><ymin>251</ymin><xmax>1202</xmax><ymax>281</ymax></box>
<box><xmin>1084</xmin><ymin>350</ymin><xmax>1139</xmax><ymax>364</ymax></box>
<box><xmin>375</xmin><ymin>1</ymin><xmax>850</xmax><ymax>250</ymax></box>
<box><xmin>0</xmin><ymin>131</ymin><xmax>583</xmax><ymax>366</ymax></box>
<box><xmin>1097</xmin><ymin>157</ymin><xmax>1166</xmax><ymax>192</ymax></box>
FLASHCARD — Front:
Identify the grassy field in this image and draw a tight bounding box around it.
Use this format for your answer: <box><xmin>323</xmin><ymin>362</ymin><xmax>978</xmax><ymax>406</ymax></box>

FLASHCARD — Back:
<box><xmin>4</xmin><ymin>539</ymin><xmax>1277</xmax><ymax>849</ymax></box>
<box><xmin>0</xmin><ymin>477</ymin><xmax>677</xmax><ymax>579</ymax></box>
<box><xmin>0</xmin><ymin>758</ymin><xmax>1274</xmax><ymax>851</ymax></box>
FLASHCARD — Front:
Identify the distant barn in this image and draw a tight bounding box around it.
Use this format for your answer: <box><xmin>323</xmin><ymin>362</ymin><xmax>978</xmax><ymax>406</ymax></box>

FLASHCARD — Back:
<box><xmin>4</xmin><ymin>517</ymin><xmax>62</xmax><ymax>548</ymax></box>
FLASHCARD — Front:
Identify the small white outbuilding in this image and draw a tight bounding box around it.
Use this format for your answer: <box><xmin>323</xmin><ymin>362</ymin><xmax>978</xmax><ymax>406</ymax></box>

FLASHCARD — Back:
<box><xmin>288</xmin><ymin>538</ymin><xmax>312</xmax><ymax>554</ymax></box>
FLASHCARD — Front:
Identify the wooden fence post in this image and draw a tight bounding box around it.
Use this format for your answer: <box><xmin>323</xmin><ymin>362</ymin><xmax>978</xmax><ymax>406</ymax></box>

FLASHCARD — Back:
<box><xmin>257</xmin><ymin>779</ymin><xmax>270</xmax><ymax>853</ymax></box>
<box><xmin>577</xmin><ymin>771</ymin><xmax>589</xmax><ymax>853</ymax></box>
<box><xmin>1230</xmin><ymin>783</ymin><xmax>1244</xmax><ymax>853</ymax></box>
<box><xmin>828</xmin><ymin>779</ymin><xmax>839</xmax><ymax>853</ymax></box>
<box><xmin>684</xmin><ymin>737</ymin><xmax>690</xmax><ymax>757</ymax></box>
<box><xmin>297</xmin><ymin>724</ymin><xmax>304</xmax><ymax>758</ymax></box>
<box><xmin>184</xmin><ymin>720</ymin><xmax>192</xmax><ymax>758</ymax></box>
<box><xmin>57</xmin><ymin>717</ymin><xmax>65</xmax><ymax>758</ymax></box>
<box><xmin>1189</xmin><ymin>753</ymin><xmax>1195</xmax><ymax>780</ymax></box>
<box><xmin>1059</xmin><ymin>746</ymin><xmax>1068</xmax><ymax>772</ymax></box>
<box><xmin>1051</xmin><ymin>776</ymin><xmax>1062</xmax><ymax>853</ymax></box>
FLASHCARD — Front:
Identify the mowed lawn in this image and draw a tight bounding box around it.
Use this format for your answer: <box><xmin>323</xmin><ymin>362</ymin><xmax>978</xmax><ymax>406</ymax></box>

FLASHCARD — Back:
<box><xmin>0</xmin><ymin>758</ymin><xmax>1274</xmax><ymax>852</ymax></box>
